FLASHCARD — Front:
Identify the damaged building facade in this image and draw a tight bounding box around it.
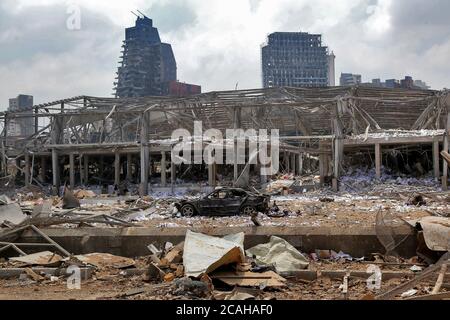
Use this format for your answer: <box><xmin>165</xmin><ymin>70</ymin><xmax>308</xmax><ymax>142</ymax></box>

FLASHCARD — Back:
<box><xmin>261</xmin><ymin>32</ymin><xmax>335</xmax><ymax>88</ymax></box>
<box><xmin>114</xmin><ymin>15</ymin><xmax>200</xmax><ymax>98</ymax></box>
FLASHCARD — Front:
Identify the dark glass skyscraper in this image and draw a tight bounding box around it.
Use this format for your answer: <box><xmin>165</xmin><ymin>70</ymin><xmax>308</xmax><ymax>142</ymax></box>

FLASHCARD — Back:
<box><xmin>114</xmin><ymin>16</ymin><xmax>177</xmax><ymax>97</ymax></box>
<box><xmin>261</xmin><ymin>32</ymin><xmax>331</xmax><ymax>88</ymax></box>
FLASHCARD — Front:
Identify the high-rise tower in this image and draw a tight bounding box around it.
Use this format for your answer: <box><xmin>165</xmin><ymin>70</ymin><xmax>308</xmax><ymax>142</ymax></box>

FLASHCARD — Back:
<box><xmin>114</xmin><ymin>15</ymin><xmax>177</xmax><ymax>97</ymax></box>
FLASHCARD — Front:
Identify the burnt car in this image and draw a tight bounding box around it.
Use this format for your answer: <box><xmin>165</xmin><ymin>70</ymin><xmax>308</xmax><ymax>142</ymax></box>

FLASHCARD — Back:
<box><xmin>174</xmin><ymin>187</ymin><xmax>270</xmax><ymax>217</ymax></box>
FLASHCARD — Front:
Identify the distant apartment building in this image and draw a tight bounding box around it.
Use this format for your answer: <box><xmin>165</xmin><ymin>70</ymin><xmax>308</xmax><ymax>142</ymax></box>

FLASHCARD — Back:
<box><xmin>7</xmin><ymin>95</ymin><xmax>34</xmax><ymax>136</ymax></box>
<box><xmin>339</xmin><ymin>73</ymin><xmax>362</xmax><ymax>86</ymax></box>
<box><xmin>414</xmin><ymin>79</ymin><xmax>430</xmax><ymax>90</ymax></box>
<box><xmin>114</xmin><ymin>14</ymin><xmax>200</xmax><ymax>98</ymax></box>
<box><xmin>363</xmin><ymin>76</ymin><xmax>430</xmax><ymax>90</ymax></box>
<box><xmin>261</xmin><ymin>32</ymin><xmax>332</xmax><ymax>88</ymax></box>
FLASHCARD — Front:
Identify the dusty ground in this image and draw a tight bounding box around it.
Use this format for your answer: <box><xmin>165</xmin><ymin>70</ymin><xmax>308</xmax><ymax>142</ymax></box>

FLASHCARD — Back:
<box><xmin>1</xmin><ymin>179</ymin><xmax>448</xmax><ymax>300</ymax></box>
<box><xmin>0</xmin><ymin>261</ymin><xmax>444</xmax><ymax>300</ymax></box>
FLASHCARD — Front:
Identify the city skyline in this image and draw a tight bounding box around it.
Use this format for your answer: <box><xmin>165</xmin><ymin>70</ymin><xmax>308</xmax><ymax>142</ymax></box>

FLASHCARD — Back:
<box><xmin>1</xmin><ymin>0</ymin><xmax>449</xmax><ymax>108</ymax></box>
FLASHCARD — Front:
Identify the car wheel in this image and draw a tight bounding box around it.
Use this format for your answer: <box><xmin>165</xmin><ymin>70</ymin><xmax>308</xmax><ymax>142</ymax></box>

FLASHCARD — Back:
<box><xmin>181</xmin><ymin>204</ymin><xmax>195</xmax><ymax>217</ymax></box>
<box><xmin>241</xmin><ymin>205</ymin><xmax>256</xmax><ymax>216</ymax></box>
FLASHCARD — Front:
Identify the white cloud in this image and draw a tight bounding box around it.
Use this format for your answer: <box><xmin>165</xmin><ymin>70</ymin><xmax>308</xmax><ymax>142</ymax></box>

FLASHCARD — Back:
<box><xmin>0</xmin><ymin>0</ymin><xmax>449</xmax><ymax>109</ymax></box>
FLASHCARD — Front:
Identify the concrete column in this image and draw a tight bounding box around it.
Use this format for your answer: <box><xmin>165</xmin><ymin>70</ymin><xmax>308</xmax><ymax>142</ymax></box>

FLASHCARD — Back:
<box><xmin>52</xmin><ymin>148</ymin><xmax>60</xmax><ymax>188</ymax></box>
<box><xmin>375</xmin><ymin>143</ymin><xmax>381</xmax><ymax>179</ymax></box>
<box><xmin>333</xmin><ymin>138</ymin><xmax>343</xmax><ymax>181</ymax></box>
<box><xmin>99</xmin><ymin>156</ymin><xmax>104</xmax><ymax>178</ymax></box>
<box><xmin>171</xmin><ymin>153</ymin><xmax>176</xmax><ymax>191</ymax></box>
<box><xmin>40</xmin><ymin>156</ymin><xmax>46</xmax><ymax>183</ymax></box>
<box><xmin>79</xmin><ymin>155</ymin><xmax>83</xmax><ymax>186</ymax></box>
<box><xmin>291</xmin><ymin>154</ymin><xmax>296</xmax><ymax>175</ymax></box>
<box><xmin>319</xmin><ymin>142</ymin><xmax>326</xmax><ymax>185</ymax></box>
<box><xmin>208</xmin><ymin>163</ymin><xmax>216</xmax><ymax>187</ymax></box>
<box><xmin>140</xmin><ymin>112</ymin><xmax>150</xmax><ymax>196</ymax></box>
<box><xmin>126</xmin><ymin>154</ymin><xmax>132</xmax><ymax>181</ymax></box>
<box><xmin>161</xmin><ymin>152</ymin><xmax>166</xmax><ymax>187</ymax></box>
<box><xmin>298</xmin><ymin>153</ymin><xmax>303</xmax><ymax>175</ymax></box>
<box><xmin>69</xmin><ymin>153</ymin><xmax>75</xmax><ymax>189</ymax></box>
<box><xmin>83</xmin><ymin>155</ymin><xmax>89</xmax><ymax>185</ymax></box>
<box><xmin>114</xmin><ymin>152</ymin><xmax>120</xmax><ymax>186</ymax></box>
<box><xmin>24</xmin><ymin>152</ymin><xmax>30</xmax><ymax>187</ymax></box>
<box><xmin>285</xmin><ymin>152</ymin><xmax>290</xmax><ymax>173</ymax></box>
<box><xmin>233</xmin><ymin>138</ymin><xmax>238</xmax><ymax>185</ymax></box>
<box><xmin>433</xmin><ymin>137</ymin><xmax>440</xmax><ymax>179</ymax></box>
<box><xmin>443</xmin><ymin>113</ymin><xmax>450</xmax><ymax>190</ymax></box>
<box><xmin>260</xmin><ymin>173</ymin><xmax>267</xmax><ymax>185</ymax></box>
<box><xmin>34</xmin><ymin>107</ymin><xmax>39</xmax><ymax>134</ymax></box>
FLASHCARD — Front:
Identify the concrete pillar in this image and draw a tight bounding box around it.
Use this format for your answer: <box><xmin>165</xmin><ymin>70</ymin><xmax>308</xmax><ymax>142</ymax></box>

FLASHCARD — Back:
<box><xmin>285</xmin><ymin>152</ymin><xmax>290</xmax><ymax>173</ymax></box>
<box><xmin>319</xmin><ymin>142</ymin><xmax>326</xmax><ymax>185</ymax></box>
<box><xmin>375</xmin><ymin>143</ymin><xmax>381</xmax><ymax>179</ymax></box>
<box><xmin>24</xmin><ymin>152</ymin><xmax>30</xmax><ymax>187</ymax></box>
<box><xmin>79</xmin><ymin>155</ymin><xmax>83</xmax><ymax>186</ymax></box>
<box><xmin>126</xmin><ymin>153</ymin><xmax>132</xmax><ymax>181</ymax></box>
<box><xmin>171</xmin><ymin>153</ymin><xmax>176</xmax><ymax>191</ymax></box>
<box><xmin>34</xmin><ymin>107</ymin><xmax>39</xmax><ymax>134</ymax></box>
<box><xmin>140</xmin><ymin>112</ymin><xmax>150</xmax><ymax>196</ymax></box>
<box><xmin>52</xmin><ymin>149</ymin><xmax>60</xmax><ymax>188</ymax></box>
<box><xmin>208</xmin><ymin>163</ymin><xmax>216</xmax><ymax>187</ymax></box>
<box><xmin>83</xmin><ymin>155</ymin><xmax>89</xmax><ymax>185</ymax></box>
<box><xmin>114</xmin><ymin>152</ymin><xmax>120</xmax><ymax>186</ymax></box>
<box><xmin>40</xmin><ymin>156</ymin><xmax>46</xmax><ymax>183</ymax></box>
<box><xmin>161</xmin><ymin>152</ymin><xmax>166</xmax><ymax>187</ymax></box>
<box><xmin>433</xmin><ymin>137</ymin><xmax>440</xmax><ymax>179</ymax></box>
<box><xmin>99</xmin><ymin>156</ymin><xmax>104</xmax><ymax>178</ymax></box>
<box><xmin>442</xmin><ymin>113</ymin><xmax>450</xmax><ymax>190</ymax></box>
<box><xmin>291</xmin><ymin>153</ymin><xmax>296</xmax><ymax>175</ymax></box>
<box><xmin>298</xmin><ymin>153</ymin><xmax>303</xmax><ymax>175</ymax></box>
<box><xmin>333</xmin><ymin>138</ymin><xmax>343</xmax><ymax>180</ymax></box>
<box><xmin>260</xmin><ymin>173</ymin><xmax>267</xmax><ymax>185</ymax></box>
<box><xmin>233</xmin><ymin>138</ymin><xmax>238</xmax><ymax>185</ymax></box>
<box><xmin>69</xmin><ymin>153</ymin><xmax>75</xmax><ymax>189</ymax></box>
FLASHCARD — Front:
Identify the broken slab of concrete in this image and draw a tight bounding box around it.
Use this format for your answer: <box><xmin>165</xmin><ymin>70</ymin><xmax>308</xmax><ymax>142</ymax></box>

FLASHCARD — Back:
<box><xmin>211</xmin><ymin>270</ymin><xmax>287</xmax><ymax>288</ymax></box>
<box><xmin>408</xmin><ymin>216</ymin><xmax>450</xmax><ymax>251</ymax></box>
<box><xmin>183</xmin><ymin>230</ymin><xmax>245</xmax><ymax>278</ymax></box>
<box><xmin>0</xmin><ymin>202</ymin><xmax>27</xmax><ymax>225</ymax></box>
<box><xmin>0</xmin><ymin>267</ymin><xmax>93</xmax><ymax>280</ymax></box>
<box><xmin>72</xmin><ymin>253</ymin><xmax>135</xmax><ymax>269</ymax></box>
<box><xmin>9</xmin><ymin>251</ymin><xmax>63</xmax><ymax>267</ymax></box>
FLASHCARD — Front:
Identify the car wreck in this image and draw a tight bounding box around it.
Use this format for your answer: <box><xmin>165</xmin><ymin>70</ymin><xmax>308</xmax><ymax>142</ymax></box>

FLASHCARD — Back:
<box><xmin>174</xmin><ymin>188</ymin><xmax>270</xmax><ymax>217</ymax></box>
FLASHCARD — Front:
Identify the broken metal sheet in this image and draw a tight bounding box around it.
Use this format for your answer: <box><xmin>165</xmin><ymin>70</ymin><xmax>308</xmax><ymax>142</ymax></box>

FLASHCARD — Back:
<box><xmin>9</xmin><ymin>251</ymin><xmax>63</xmax><ymax>267</ymax></box>
<box><xmin>409</xmin><ymin>216</ymin><xmax>450</xmax><ymax>251</ymax></box>
<box><xmin>211</xmin><ymin>270</ymin><xmax>287</xmax><ymax>288</ymax></box>
<box><xmin>183</xmin><ymin>230</ymin><xmax>245</xmax><ymax>278</ymax></box>
<box><xmin>0</xmin><ymin>202</ymin><xmax>27</xmax><ymax>225</ymax></box>
<box><xmin>73</xmin><ymin>253</ymin><xmax>135</xmax><ymax>269</ymax></box>
<box><xmin>246</xmin><ymin>236</ymin><xmax>309</xmax><ymax>274</ymax></box>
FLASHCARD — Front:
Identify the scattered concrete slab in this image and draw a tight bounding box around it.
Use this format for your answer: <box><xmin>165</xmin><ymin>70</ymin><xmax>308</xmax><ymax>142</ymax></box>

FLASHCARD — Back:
<box><xmin>9</xmin><ymin>251</ymin><xmax>63</xmax><ymax>266</ymax></box>
<box><xmin>183</xmin><ymin>230</ymin><xmax>245</xmax><ymax>278</ymax></box>
<box><xmin>0</xmin><ymin>202</ymin><xmax>27</xmax><ymax>225</ymax></box>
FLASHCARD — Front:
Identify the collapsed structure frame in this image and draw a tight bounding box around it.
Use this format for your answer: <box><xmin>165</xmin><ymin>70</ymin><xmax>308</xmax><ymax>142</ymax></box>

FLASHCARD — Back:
<box><xmin>0</xmin><ymin>86</ymin><xmax>449</xmax><ymax>195</ymax></box>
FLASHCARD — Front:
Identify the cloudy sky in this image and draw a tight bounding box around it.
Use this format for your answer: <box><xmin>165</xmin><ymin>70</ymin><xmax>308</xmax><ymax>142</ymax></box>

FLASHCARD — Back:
<box><xmin>0</xmin><ymin>0</ymin><xmax>449</xmax><ymax>109</ymax></box>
